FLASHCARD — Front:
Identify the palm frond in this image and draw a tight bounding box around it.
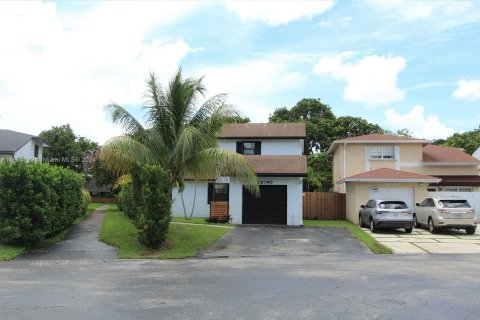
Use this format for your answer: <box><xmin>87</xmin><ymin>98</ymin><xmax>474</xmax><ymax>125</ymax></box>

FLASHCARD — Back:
<box><xmin>105</xmin><ymin>103</ymin><xmax>147</xmax><ymax>138</ymax></box>
<box><xmin>99</xmin><ymin>136</ymin><xmax>159</xmax><ymax>176</ymax></box>
<box><xmin>184</xmin><ymin>148</ymin><xmax>259</xmax><ymax>195</ymax></box>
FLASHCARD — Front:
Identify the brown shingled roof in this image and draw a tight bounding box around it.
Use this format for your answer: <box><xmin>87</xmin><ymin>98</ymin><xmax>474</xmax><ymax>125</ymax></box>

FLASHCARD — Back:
<box><xmin>244</xmin><ymin>155</ymin><xmax>307</xmax><ymax>176</ymax></box>
<box><xmin>218</xmin><ymin>123</ymin><xmax>306</xmax><ymax>139</ymax></box>
<box><xmin>327</xmin><ymin>134</ymin><xmax>431</xmax><ymax>153</ymax></box>
<box><xmin>429</xmin><ymin>175</ymin><xmax>480</xmax><ymax>187</ymax></box>
<box><xmin>334</xmin><ymin>134</ymin><xmax>430</xmax><ymax>143</ymax></box>
<box><xmin>340</xmin><ymin>168</ymin><xmax>440</xmax><ymax>183</ymax></box>
<box><xmin>422</xmin><ymin>145</ymin><xmax>480</xmax><ymax>164</ymax></box>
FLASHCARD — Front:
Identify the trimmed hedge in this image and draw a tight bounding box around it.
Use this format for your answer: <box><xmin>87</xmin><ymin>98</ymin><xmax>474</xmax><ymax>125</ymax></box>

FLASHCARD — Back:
<box><xmin>0</xmin><ymin>160</ymin><xmax>84</xmax><ymax>246</ymax></box>
<box><xmin>116</xmin><ymin>183</ymin><xmax>137</xmax><ymax>219</ymax></box>
<box><xmin>137</xmin><ymin>165</ymin><xmax>172</xmax><ymax>249</ymax></box>
<box><xmin>80</xmin><ymin>188</ymin><xmax>92</xmax><ymax>216</ymax></box>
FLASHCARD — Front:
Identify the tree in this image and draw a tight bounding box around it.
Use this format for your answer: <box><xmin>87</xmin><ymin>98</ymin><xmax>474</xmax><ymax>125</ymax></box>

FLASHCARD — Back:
<box><xmin>306</xmin><ymin>153</ymin><xmax>332</xmax><ymax>192</ymax></box>
<box><xmin>100</xmin><ymin>69</ymin><xmax>258</xmax><ymax>237</ymax></box>
<box><xmin>269</xmin><ymin>98</ymin><xmax>335</xmax><ymax>154</ymax></box>
<box><xmin>40</xmin><ymin>124</ymin><xmax>97</xmax><ymax>172</ymax></box>
<box><xmin>442</xmin><ymin>128</ymin><xmax>480</xmax><ymax>154</ymax></box>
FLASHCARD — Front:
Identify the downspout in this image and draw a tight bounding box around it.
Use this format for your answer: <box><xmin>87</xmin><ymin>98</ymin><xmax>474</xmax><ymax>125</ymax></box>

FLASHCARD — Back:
<box><xmin>343</xmin><ymin>143</ymin><xmax>346</xmax><ymax>192</ymax></box>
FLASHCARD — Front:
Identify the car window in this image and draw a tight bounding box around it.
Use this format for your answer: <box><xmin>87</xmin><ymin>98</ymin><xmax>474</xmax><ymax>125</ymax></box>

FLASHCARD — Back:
<box><xmin>427</xmin><ymin>199</ymin><xmax>435</xmax><ymax>207</ymax></box>
<box><xmin>420</xmin><ymin>199</ymin><xmax>429</xmax><ymax>207</ymax></box>
<box><xmin>438</xmin><ymin>200</ymin><xmax>471</xmax><ymax>208</ymax></box>
<box><xmin>365</xmin><ymin>200</ymin><xmax>373</xmax><ymax>208</ymax></box>
<box><xmin>379</xmin><ymin>201</ymin><xmax>408</xmax><ymax>209</ymax></box>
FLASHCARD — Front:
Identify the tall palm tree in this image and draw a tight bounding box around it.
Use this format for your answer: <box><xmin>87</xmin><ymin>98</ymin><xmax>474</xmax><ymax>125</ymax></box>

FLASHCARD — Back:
<box><xmin>100</xmin><ymin>68</ymin><xmax>258</xmax><ymax>217</ymax></box>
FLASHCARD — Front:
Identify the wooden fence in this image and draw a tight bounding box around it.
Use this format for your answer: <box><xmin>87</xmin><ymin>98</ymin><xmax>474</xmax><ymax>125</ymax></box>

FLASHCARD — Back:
<box><xmin>303</xmin><ymin>192</ymin><xmax>346</xmax><ymax>220</ymax></box>
<box><xmin>91</xmin><ymin>197</ymin><xmax>116</xmax><ymax>203</ymax></box>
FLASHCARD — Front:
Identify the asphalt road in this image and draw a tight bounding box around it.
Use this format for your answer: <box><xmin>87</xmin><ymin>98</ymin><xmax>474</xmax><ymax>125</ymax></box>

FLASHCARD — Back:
<box><xmin>1</xmin><ymin>254</ymin><xmax>480</xmax><ymax>320</ymax></box>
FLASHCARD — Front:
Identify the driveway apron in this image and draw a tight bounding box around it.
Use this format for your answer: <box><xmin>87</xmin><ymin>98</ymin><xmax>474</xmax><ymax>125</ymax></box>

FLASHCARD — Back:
<box><xmin>199</xmin><ymin>226</ymin><xmax>370</xmax><ymax>258</ymax></box>
<box><xmin>19</xmin><ymin>205</ymin><xmax>118</xmax><ymax>261</ymax></box>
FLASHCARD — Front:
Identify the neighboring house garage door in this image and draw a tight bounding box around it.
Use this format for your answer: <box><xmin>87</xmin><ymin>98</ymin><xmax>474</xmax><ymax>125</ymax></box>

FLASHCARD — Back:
<box><xmin>242</xmin><ymin>185</ymin><xmax>287</xmax><ymax>225</ymax></box>
<box><xmin>369</xmin><ymin>187</ymin><xmax>415</xmax><ymax>209</ymax></box>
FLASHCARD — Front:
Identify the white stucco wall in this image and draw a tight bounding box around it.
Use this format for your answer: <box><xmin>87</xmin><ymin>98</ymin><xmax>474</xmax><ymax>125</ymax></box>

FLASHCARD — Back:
<box><xmin>229</xmin><ymin>176</ymin><xmax>304</xmax><ymax>226</ymax></box>
<box><xmin>171</xmin><ymin>182</ymin><xmax>210</xmax><ymax>218</ymax></box>
<box><xmin>171</xmin><ymin>177</ymin><xmax>304</xmax><ymax>226</ymax></box>
<box><xmin>14</xmin><ymin>140</ymin><xmax>43</xmax><ymax>161</ymax></box>
<box><xmin>218</xmin><ymin>139</ymin><xmax>303</xmax><ymax>155</ymax></box>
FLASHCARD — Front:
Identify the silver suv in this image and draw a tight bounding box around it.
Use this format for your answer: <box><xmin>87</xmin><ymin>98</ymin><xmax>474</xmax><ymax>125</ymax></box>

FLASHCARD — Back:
<box><xmin>414</xmin><ymin>196</ymin><xmax>477</xmax><ymax>234</ymax></box>
<box><xmin>359</xmin><ymin>199</ymin><xmax>413</xmax><ymax>233</ymax></box>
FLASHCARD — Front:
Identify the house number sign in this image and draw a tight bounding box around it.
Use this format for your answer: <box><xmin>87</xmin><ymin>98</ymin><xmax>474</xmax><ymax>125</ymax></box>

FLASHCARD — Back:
<box><xmin>258</xmin><ymin>179</ymin><xmax>274</xmax><ymax>185</ymax></box>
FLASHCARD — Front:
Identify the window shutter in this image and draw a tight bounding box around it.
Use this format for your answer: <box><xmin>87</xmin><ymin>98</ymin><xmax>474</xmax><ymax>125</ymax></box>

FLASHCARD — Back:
<box><xmin>236</xmin><ymin>141</ymin><xmax>243</xmax><ymax>154</ymax></box>
<box><xmin>208</xmin><ymin>183</ymin><xmax>213</xmax><ymax>204</ymax></box>
<box><xmin>254</xmin><ymin>142</ymin><xmax>261</xmax><ymax>155</ymax></box>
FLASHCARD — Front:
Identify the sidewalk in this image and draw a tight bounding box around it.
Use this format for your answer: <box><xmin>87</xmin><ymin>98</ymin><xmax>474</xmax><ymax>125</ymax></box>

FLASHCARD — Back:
<box><xmin>20</xmin><ymin>205</ymin><xmax>118</xmax><ymax>260</ymax></box>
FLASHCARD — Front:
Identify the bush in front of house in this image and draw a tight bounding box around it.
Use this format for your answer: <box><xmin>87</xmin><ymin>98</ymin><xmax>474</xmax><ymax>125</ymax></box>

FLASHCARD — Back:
<box><xmin>116</xmin><ymin>183</ymin><xmax>137</xmax><ymax>220</ymax></box>
<box><xmin>80</xmin><ymin>188</ymin><xmax>92</xmax><ymax>216</ymax></box>
<box><xmin>0</xmin><ymin>159</ymin><xmax>84</xmax><ymax>246</ymax></box>
<box><xmin>136</xmin><ymin>165</ymin><xmax>172</xmax><ymax>249</ymax></box>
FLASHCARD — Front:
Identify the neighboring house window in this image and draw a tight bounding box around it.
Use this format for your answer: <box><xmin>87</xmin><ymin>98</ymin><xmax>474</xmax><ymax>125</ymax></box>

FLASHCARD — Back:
<box><xmin>236</xmin><ymin>141</ymin><xmax>261</xmax><ymax>155</ymax></box>
<box><xmin>368</xmin><ymin>146</ymin><xmax>395</xmax><ymax>160</ymax></box>
<box><xmin>208</xmin><ymin>183</ymin><xmax>229</xmax><ymax>204</ymax></box>
<box><xmin>444</xmin><ymin>186</ymin><xmax>473</xmax><ymax>192</ymax></box>
<box><xmin>34</xmin><ymin>145</ymin><xmax>40</xmax><ymax>158</ymax></box>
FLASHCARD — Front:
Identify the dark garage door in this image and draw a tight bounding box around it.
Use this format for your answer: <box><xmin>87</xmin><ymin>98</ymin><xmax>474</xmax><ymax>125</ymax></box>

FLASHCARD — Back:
<box><xmin>242</xmin><ymin>185</ymin><xmax>287</xmax><ymax>225</ymax></box>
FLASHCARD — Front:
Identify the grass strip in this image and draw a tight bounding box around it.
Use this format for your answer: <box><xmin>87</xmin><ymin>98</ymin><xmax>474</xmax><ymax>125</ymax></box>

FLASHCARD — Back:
<box><xmin>303</xmin><ymin>220</ymin><xmax>393</xmax><ymax>254</ymax></box>
<box><xmin>100</xmin><ymin>206</ymin><xmax>231</xmax><ymax>259</ymax></box>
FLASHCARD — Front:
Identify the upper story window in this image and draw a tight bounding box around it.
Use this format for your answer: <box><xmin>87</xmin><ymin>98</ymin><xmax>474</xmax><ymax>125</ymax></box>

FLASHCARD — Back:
<box><xmin>236</xmin><ymin>141</ymin><xmax>261</xmax><ymax>155</ymax></box>
<box><xmin>34</xmin><ymin>145</ymin><xmax>40</xmax><ymax>158</ymax></box>
<box><xmin>368</xmin><ymin>146</ymin><xmax>395</xmax><ymax>160</ymax></box>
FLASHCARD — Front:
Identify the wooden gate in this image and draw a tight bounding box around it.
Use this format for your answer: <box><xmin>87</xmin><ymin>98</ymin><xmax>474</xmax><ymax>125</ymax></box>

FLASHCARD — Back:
<box><xmin>303</xmin><ymin>192</ymin><xmax>346</xmax><ymax>220</ymax></box>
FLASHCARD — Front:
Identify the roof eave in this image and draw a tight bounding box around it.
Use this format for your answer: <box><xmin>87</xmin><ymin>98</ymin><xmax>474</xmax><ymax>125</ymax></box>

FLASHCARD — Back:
<box><xmin>338</xmin><ymin>178</ymin><xmax>441</xmax><ymax>184</ymax></box>
<box><xmin>423</xmin><ymin>162</ymin><xmax>480</xmax><ymax>166</ymax></box>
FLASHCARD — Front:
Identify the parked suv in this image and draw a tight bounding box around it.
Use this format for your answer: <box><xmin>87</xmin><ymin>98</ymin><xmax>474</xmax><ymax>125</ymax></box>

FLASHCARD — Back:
<box><xmin>359</xmin><ymin>199</ymin><xmax>413</xmax><ymax>233</ymax></box>
<box><xmin>414</xmin><ymin>196</ymin><xmax>477</xmax><ymax>234</ymax></box>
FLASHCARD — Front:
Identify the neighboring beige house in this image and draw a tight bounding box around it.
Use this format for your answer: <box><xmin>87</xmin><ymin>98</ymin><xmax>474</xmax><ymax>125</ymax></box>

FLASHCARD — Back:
<box><xmin>328</xmin><ymin>134</ymin><xmax>480</xmax><ymax>222</ymax></box>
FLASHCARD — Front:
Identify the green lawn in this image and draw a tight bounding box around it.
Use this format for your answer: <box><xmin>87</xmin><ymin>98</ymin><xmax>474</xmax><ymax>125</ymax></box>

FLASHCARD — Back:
<box><xmin>100</xmin><ymin>206</ymin><xmax>232</xmax><ymax>259</ymax></box>
<box><xmin>304</xmin><ymin>220</ymin><xmax>393</xmax><ymax>254</ymax></box>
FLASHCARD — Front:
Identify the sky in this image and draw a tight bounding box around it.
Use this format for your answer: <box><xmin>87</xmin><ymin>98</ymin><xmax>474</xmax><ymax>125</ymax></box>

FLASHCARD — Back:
<box><xmin>1</xmin><ymin>0</ymin><xmax>480</xmax><ymax>144</ymax></box>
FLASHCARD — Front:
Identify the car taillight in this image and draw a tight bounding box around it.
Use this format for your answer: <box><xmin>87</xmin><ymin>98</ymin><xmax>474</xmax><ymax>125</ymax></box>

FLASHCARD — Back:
<box><xmin>437</xmin><ymin>208</ymin><xmax>447</xmax><ymax>214</ymax></box>
<box><xmin>375</xmin><ymin>210</ymin><xmax>384</xmax><ymax>214</ymax></box>
<box><xmin>468</xmin><ymin>209</ymin><xmax>475</xmax><ymax>214</ymax></box>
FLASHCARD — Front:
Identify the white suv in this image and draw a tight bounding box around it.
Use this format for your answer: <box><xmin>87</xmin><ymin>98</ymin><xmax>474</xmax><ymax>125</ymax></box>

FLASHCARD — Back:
<box><xmin>414</xmin><ymin>196</ymin><xmax>477</xmax><ymax>234</ymax></box>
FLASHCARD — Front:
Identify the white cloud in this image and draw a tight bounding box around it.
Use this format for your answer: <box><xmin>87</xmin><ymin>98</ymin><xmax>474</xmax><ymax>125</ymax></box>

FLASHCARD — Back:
<box><xmin>0</xmin><ymin>1</ymin><xmax>202</xmax><ymax>144</ymax></box>
<box><xmin>314</xmin><ymin>54</ymin><xmax>406</xmax><ymax>107</ymax></box>
<box><xmin>194</xmin><ymin>60</ymin><xmax>305</xmax><ymax>122</ymax></box>
<box><xmin>225</xmin><ymin>0</ymin><xmax>334</xmax><ymax>25</ymax></box>
<box><xmin>384</xmin><ymin>105</ymin><xmax>455</xmax><ymax>140</ymax></box>
<box><xmin>453</xmin><ymin>79</ymin><xmax>480</xmax><ymax>100</ymax></box>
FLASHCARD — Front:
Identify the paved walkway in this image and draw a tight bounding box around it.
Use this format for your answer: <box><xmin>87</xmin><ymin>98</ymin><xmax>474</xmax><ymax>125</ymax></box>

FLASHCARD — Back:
<box><xmin>20</xmin><ymin>205</ymin><xmax>118</xmax><ymax>260</ymax></box>
<box><xmin>365</xmin><ymin>227</ymin><xmax>480</xmax><ymax>254</ymax></box>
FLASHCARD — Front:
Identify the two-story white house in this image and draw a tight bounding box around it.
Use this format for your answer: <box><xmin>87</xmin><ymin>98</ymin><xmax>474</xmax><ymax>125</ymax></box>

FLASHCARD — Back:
<box><xmin>171</xmin><ymin>123</ymin><xmax>307</xmax><ymax>226</ymax></box>
<box><xmin>0</xmin><ymin>129</ymin><xmax>49</xmax><ymax>161</ymax></box>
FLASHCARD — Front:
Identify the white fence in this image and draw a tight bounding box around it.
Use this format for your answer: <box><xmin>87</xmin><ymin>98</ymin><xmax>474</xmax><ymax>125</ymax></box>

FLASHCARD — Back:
<box><xmin>428</xmin><ymin>192</ymin><xmax>480</xmax><ymax>220</ymax></box>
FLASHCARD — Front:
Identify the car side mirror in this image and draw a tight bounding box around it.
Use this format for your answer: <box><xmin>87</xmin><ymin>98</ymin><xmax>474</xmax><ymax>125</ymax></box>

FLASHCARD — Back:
<box><xmin>415</xmin><ymin>203</ymin><xmax>420</xmax><ymax>207</ymax></box>
<box><xmin>360</xmin><ymin>205</ymin><xmax>365</xmax><ymax>209</ymax></box>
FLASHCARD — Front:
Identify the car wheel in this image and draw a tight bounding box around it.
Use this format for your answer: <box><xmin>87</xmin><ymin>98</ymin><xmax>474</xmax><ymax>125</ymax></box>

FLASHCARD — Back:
<box><xmin>405</xmin><ymin>227</ymin><xmax>413</xmax><ymax>233</ymax></box>
<box><xmin>465</xmin><ymin>226</ymin><xmax>476</xmax><ymax>235</ymax></box>
<box><xmin>358</xmin><ymin>214</ymin><xmax>365</xmax><ymax>228</ymax></box>
<box><xmin>369</xmin><ymin>218</ymin><xmax>377</xmax><ymax>233</ymax></box>
<box><xmin>413</xmin><ymin>214</ymin><xmax>419</xmax><ymax>228</ymax></box>
<box><xmin>428</xmin><ymin>218</ymin><xmax>437</xmax><ymax>234</ymax></box>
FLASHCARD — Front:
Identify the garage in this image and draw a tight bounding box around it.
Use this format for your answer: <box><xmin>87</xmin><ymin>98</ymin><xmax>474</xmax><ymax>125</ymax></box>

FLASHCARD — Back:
<box><xmin>369</xmin><ymin>187</ymin><xmax>415</xmax><ymax>209</ymax></box>
<box><xmin>242</xmin><ymin>185</ymin><xmax>287</xmax><ymax>224</ymax></box>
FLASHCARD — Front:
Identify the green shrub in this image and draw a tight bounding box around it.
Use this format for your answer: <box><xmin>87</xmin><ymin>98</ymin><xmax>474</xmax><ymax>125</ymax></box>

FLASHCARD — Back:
<box><xmin>80</xmin><ymin>188</ymin><xmax>92</xmax><ymax>216</ymax></box>
<box><xmin>136</xmin><ymin>165</ymin><xmax>172</xmax><ymax>249</ymax></box>
<box><xmin>116</xmin><ymin>183</ymin><xmax>137</xmax><ymax>220</ymax></box>
<box><xmin>0</xmin><ymin>160</ymin><xmax>84</xmax><ymax>245</ymax></box>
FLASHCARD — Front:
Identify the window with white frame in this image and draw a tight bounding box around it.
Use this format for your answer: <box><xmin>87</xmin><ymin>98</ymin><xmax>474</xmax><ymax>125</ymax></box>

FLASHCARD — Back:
<box><xmin>444</xmin><ymin>186</ymin><xmax>473</xmax><ymax>192</ymax></box>
<box><xmin>368</xmin><ymin>146</ymin><xmax>395</xmax><ymax>160</ymax></box>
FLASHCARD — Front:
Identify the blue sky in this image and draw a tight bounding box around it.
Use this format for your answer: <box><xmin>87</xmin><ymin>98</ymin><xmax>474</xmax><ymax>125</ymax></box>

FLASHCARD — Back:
<box><xmin>1</xmin><ymin>1</ymin><xmax>479</xmax><ymax>143</ymax></box>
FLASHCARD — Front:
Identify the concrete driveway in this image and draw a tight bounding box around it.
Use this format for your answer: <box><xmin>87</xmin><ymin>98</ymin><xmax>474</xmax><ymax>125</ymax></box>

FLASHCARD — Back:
<box><xmin>365</xmin><ymin>227</ymin><xmax>480</xmax><ymax>254</ymax></box>
<box><xmin>199</xmin><ymin>226</ymin><xmax>370</xmax><ymax>258</ymax></box>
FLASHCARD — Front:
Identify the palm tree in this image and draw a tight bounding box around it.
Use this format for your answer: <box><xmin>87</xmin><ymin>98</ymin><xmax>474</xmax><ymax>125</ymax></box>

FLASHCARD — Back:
<box><xmin>100</xmin><ymin>68</ymin><xmax>258</xmax><ymax>218</ymax></box>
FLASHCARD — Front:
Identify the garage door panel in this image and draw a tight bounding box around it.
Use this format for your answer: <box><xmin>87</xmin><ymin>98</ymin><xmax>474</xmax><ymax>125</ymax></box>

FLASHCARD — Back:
<box><xmin>243</xmin><ymin>185</ymin><xmax>287</xmax><ymax>225</ymax></box>
<box><xmin>369</xmin><ymin>187</ymin><xmax>414</xmax><ymax>209</ymax></box>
